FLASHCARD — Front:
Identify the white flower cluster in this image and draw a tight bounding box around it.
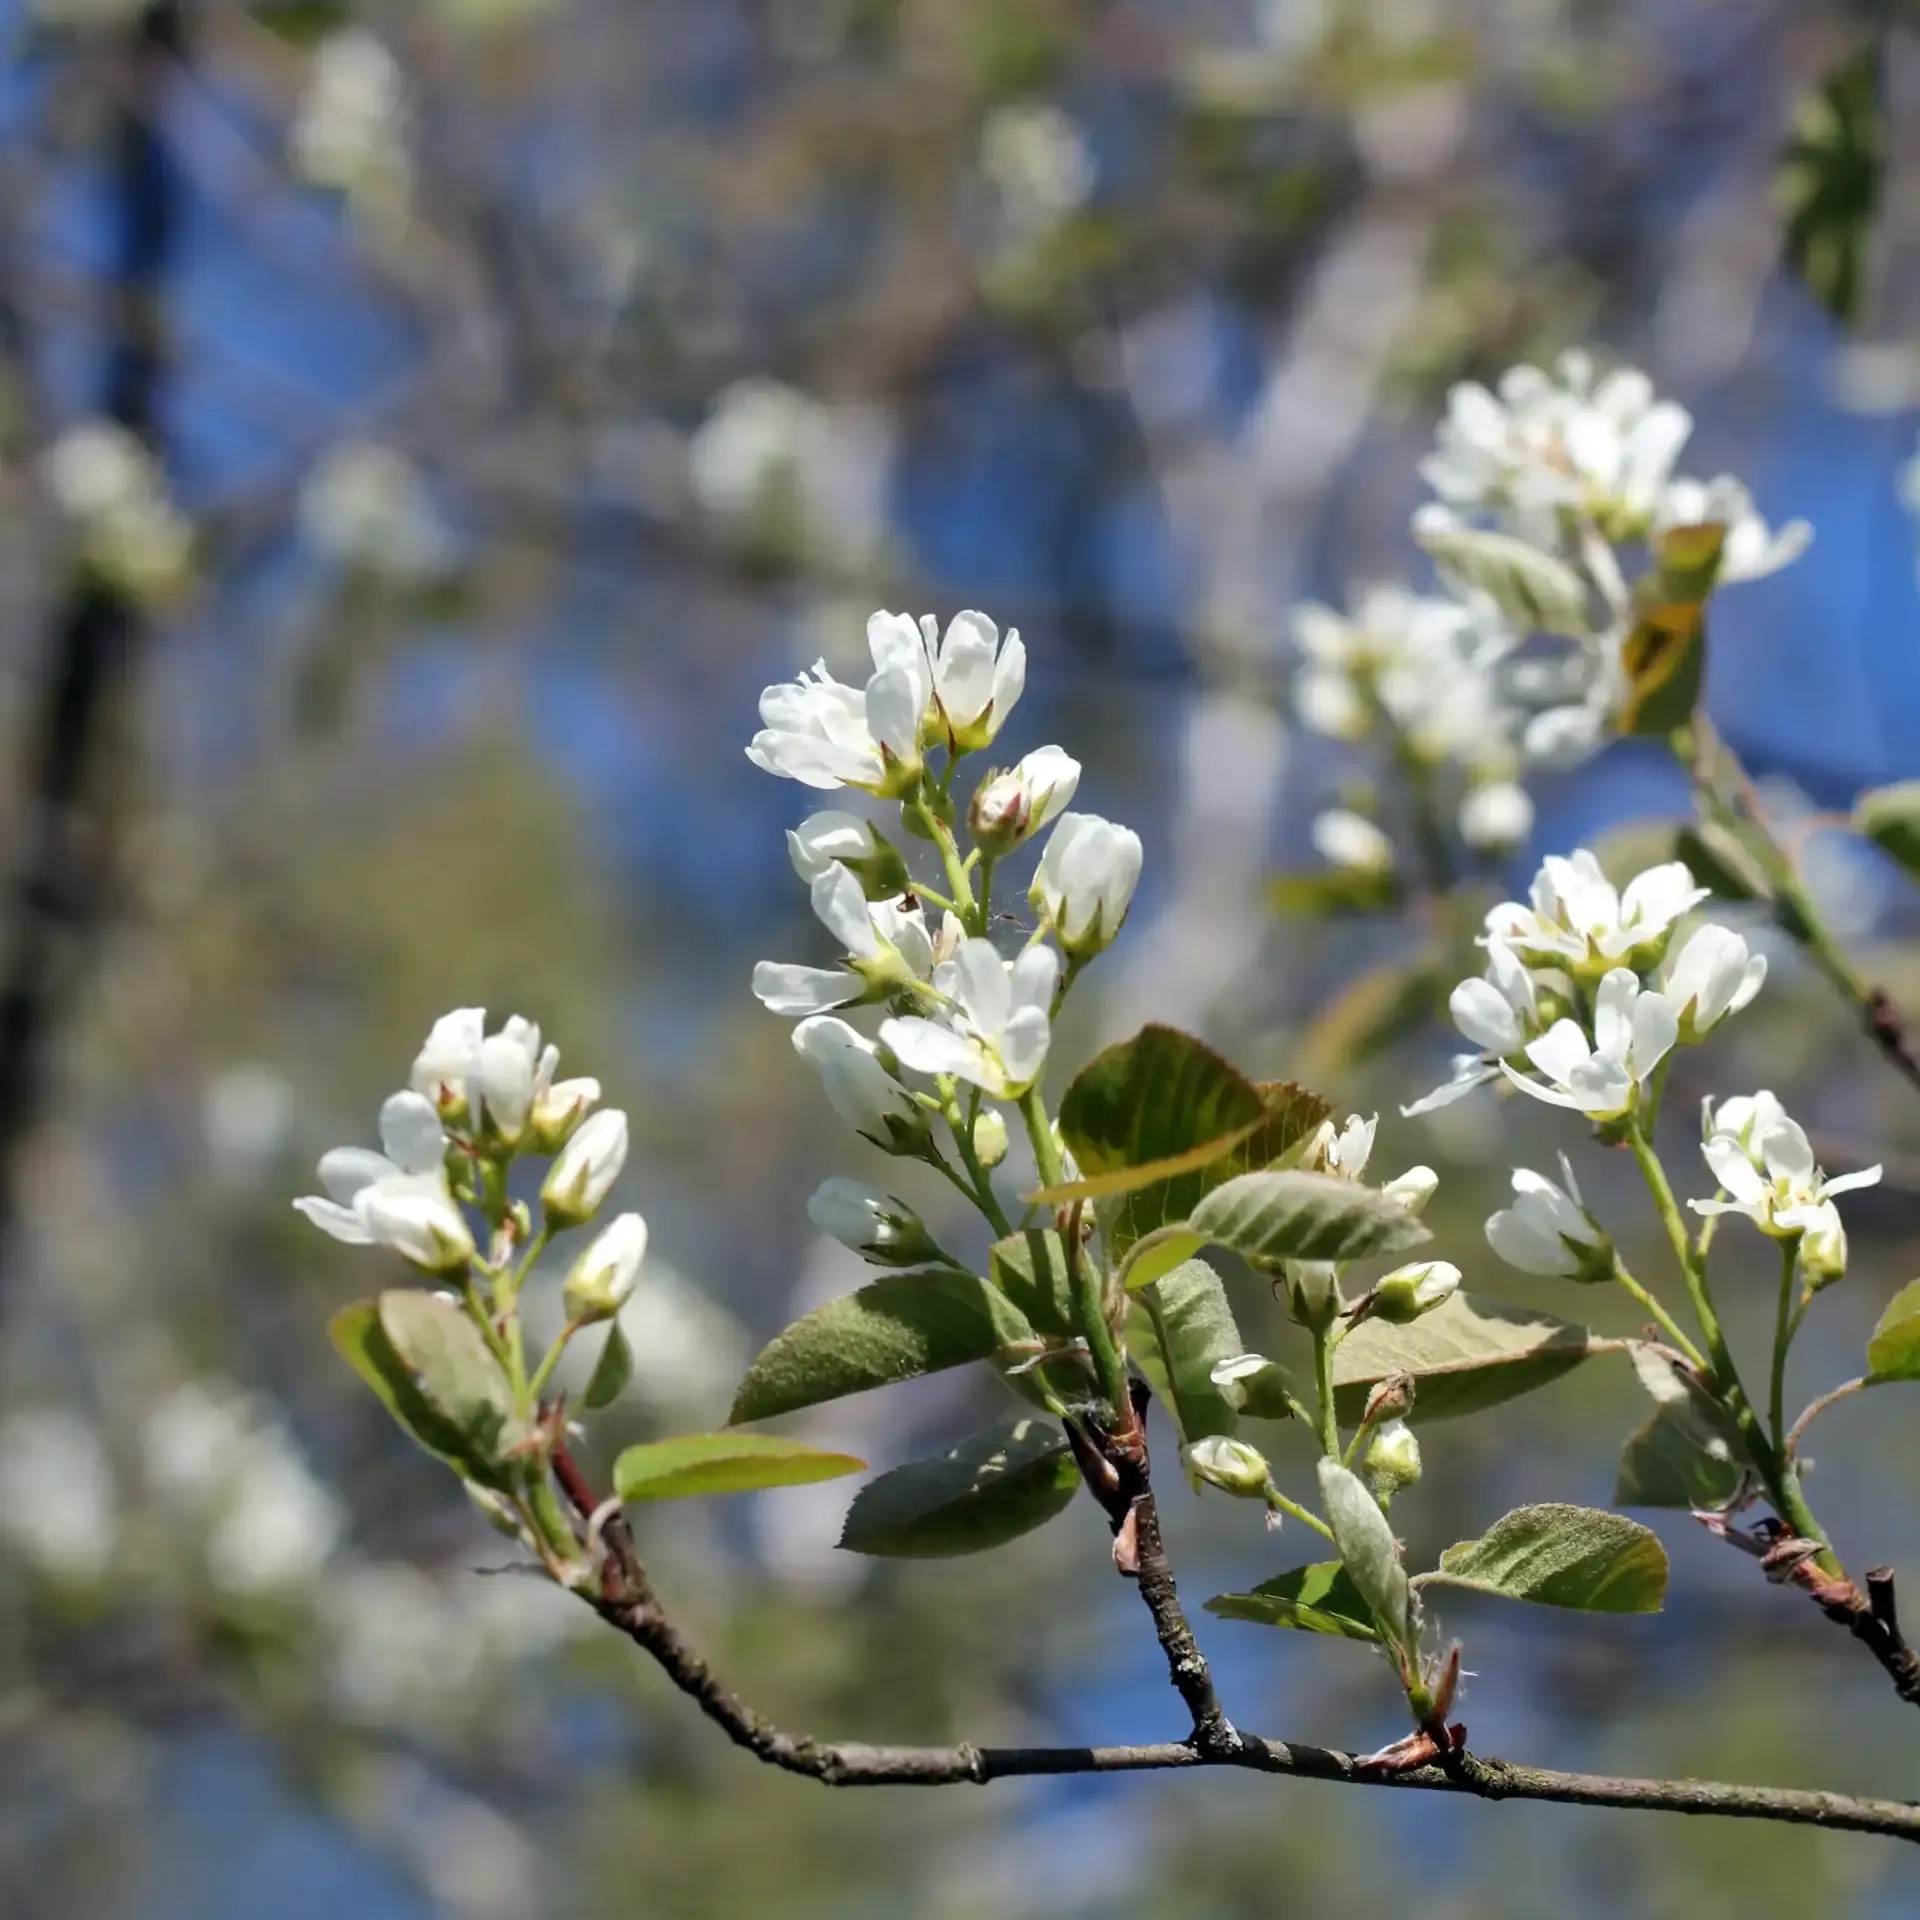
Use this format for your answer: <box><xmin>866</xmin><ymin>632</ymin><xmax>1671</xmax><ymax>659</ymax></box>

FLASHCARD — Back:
<box><xmin>301</xmin><ymin>441</ymin><xmax>454</xmax><ymax>583</ymax></box>
<box><xmin>750</xmin><ymin>608</ymin><xmax>1142</xmax><ymax>1239</ymax></box>
<box><xmin>292</xmin><ymin>29</ymin><xmax>412</xmax><ymax>245</ymax></box>
<box><xmin>1294</xmin><ymin>351</ymin><xmax>1813</xmax><ymax>881</ymax></box>
<box><xmin>295</xmin><ymin>1008</ymin><xmax>645</xmax><ymax>1314</ymax></box>
<box><xmin>42</xmin><ymin>421</ymin><xmax>191</xmax><ymax>602</ymax></box>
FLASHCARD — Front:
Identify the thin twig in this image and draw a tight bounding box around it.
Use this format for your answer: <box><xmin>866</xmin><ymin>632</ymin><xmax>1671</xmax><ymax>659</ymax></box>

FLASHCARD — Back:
<box><xmin>549</xmin><ymin>1440</ymin><xmax>1920</xmax><ymax>1845</ymax></box>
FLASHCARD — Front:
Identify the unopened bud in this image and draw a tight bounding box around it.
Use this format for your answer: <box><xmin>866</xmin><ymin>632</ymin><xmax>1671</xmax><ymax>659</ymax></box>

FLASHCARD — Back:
<box><xmin>528</xmin><ymin>1076</ymin><xmax>601</xmax><ymax>1153</ymax></box>
<box><xmin>787</xmin><ymin>810</ymin><xmax>912</xmax><ymax>901</ymax></box>
<box><xmin>1381</xmin><ymin>1165</ymin><xmax>1438</xmax><ymax>1215</ymax></box>
<box><xmin>541</xmin><ymin>1108</ymin><xmax>629</xmax><ymax>1226</ymax></box>
<box><xmin>1284</xmin><ymin>1260</ymin><xmax>1342</xmax><ymax>1331</ymax></box>
<box><xmin>1799</xmin><ymin>1202</ymin><xmax>1848</xmax><ymax>1289</ymax></box>
<box><xmin>1184</xmin><ymin>1434</ymin><xmax>1272</xmax><ymax>1498</ymax></box>
<box><xmin>807</xmin><ymin>1178</ymin><xmax>943</xmax><ymax>1268</ymax></box>
<box><xmin>967</xmin><ymin>746</ymin><xmax>1081</xmax><ymax>854</ymax></box>
<box><xmin>1209</xmin><ymin>1352</ymin><xmax>1294</xmax><ymax>1421</ymax></box>
<box><xmin>1368</xmin><ymin>1260</ymin><xmax>1460</xmax><ymax>1325</ymax></box>
<box><xmin>971</xmin><ymin>1109</ymin><xmax>1010</xmax><ymax>1170</ymax></box>
<box><xmin>1363</xmin><ymin>1373</ymin><xmax>1415</xmax><ymax>1426</ymax></box>
<box><xmin>562</xmin><ymin>1211</ymin><xmax>649</xmax><ymax>1323</ymax></box>
<box><xmin>1364</xmin><ymin>1420</ymin><xmax>1422</xmax><ymax>1498</ymax></box>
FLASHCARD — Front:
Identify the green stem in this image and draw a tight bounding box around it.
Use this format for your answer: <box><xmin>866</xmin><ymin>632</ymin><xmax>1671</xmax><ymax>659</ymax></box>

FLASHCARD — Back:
<box><xmin>1770</xmin><ymin>1238</ymin><xmax>1799</xmax><ymax>1456</ymax></box>
<box><xmin>946</xmin><ymin>1096</ymin><xmax>1014</xmax><ymax>1238</ymax></box>
<box><xmin>1266</xmin><ymin>1486</ymin><xmax>1336</xmax><ymax>1543</ymax></box>
<box><xmin>1311</xmin><ymin>1323</ymin><xmax>1340</xmax><ymax>1460</ymax></box>
<box><xmin>523</xmin><ymin>1470</ymin><xmax>578</xmax><ymax>1566</ymax></box>
<box><xmin>1022</xmin><ymin>1084</ymin><xmax>1126</xmax><ymax>1416</ymax></box>
<box><xmin>527</xmin><ymin>1320</ymin><xmax>579</xmax><ymax>1406</ymax></box>
<box><xmin>908</xmin><ymin>795</ymin><xmax>982</xmax><ymax>935</ymax></box>
<box><xmin>1609</xmin><ymin>1255</ymin><xmax>1706</xmax><ymax>1369</ymax></box>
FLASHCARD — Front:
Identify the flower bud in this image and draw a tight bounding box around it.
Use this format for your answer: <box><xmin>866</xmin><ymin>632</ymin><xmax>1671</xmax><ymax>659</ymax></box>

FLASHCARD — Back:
<box><xmin>1368</xmin><ymin>1260</ymin><xmax>1460</xmax><ymax>1325</ymax></box>
<box><xmin>411</xmin><ymin>1006</ymin><xmax>485</xmax><ymax>1123</ymax></box>
<box><xmin>1311</xmin><ymin>808</ymin><xmax>1394</xmax><ymax>875</ymax></box>
<box><xmin>806</xmin><ymin>1178</ymin><xmax>943</xmax><ymax>1268</ymax></box>
<box><xmin>1362</xmin><ymin>1372</ymin><xmax>1415</xmax><ymax>1426</ymax></box>
<box><xmin>792</xmin><ymin>1016</ymin><xmax>931</xmax><ymax>1156</ymax></box>
<box><xmin>475</xmin><ymin>1014</ymin><xmax>548</xmax><ymax>1147</ymax></box>
<box><xmin>1284</xmin><ymin>1260</ymin><xmax>1342</xmax><ymax>1331</ymax></box>
<box><xmin>528</xmin><ymin>1076</ymin><xmax>601</xmax><ymax>1153</ymax></box>
<box><xmin>787</xmin><ymin>811</ymin><xmax>912</xmax><ymax>901</ymax></box>
<box><xmin>359</xmin><ymin>1183</ymin><xmax>476</xmax><ymax>1273</ymax></box>
<box><xmin>1798</xmin><ymin>1199</ymin><xmax>1848</xmax><ymax>1288</ymax></box>
<box><xmin>1183</xmin><ymin>1434</ymin><xmax>1272</xmax><ymax>1499</ymax></box>
<box><xmin>541</xmin><ymin>1108</ymin><xmax>629</xmax><ymax>1225</ymax></box>
<box><xmin>1380</xmin><ymin>1164</ymin><xmax>1438</xmax><ymax>1215</ymax></box>
<box><xmin>1663</xmin><ymin>923</ymin><xmax>1767</xmax><ymax>1041</ymax></box>
<box><xmin>563</xmin><ymin>1211</ymin><xmax>649</xmax><ymax>1324</ymax></box>
<box><xmin>966</xmin><ymin>746</ymin><xmax>1081</xmax><ymax>854</ymax></box>
<box><xmin>1032</xmin><ymin>812</ymin><xmax>1143</xmax><ymax>956</ymax></box>
<box><xmin>1486</xmin><ymin>1159</ymin><xmax>1611</xmax><ymax>1282</ymax></box>
<box><xmin>1209</xmin><ymin>1352</ymin><xmax>1294</xmax><ymax>1421</ymax></box>
<box><xmin>971</xmin><ymin>1108</ymin><xmax>1009</xmax><ymax>1170</ymax></box>
<box><xmin>1459</xmin><ymin>780</ymin><xmax>1533</xmax><ymax>852</ymax></box>
<box><xmin>1364</xmin><ymin>1420</ymin><xmax>1423</xmax><ymax>1499</ymax></box>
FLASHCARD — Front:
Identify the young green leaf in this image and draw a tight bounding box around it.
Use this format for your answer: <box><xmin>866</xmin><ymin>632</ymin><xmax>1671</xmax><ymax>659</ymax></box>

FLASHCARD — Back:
<box><xmin>729</xmin><ymin>1272</ymin><xmax>1035</xmax><ymax>1425</ymax></box>
<box><xmin>1205</xmin><ymin>1561</ymin><xmax>1382</xmax><ymax>1641</ymax></box>
<box><xmin>1614</xmin><ymin>1404</ymin><xmax>1744</xmax><ymax>1510</ymax></box>
<box><xmin>1856</xmin><ymin>785</ymin><xmax>1920</xmax><ymax>884</ymax></box>
<box><xmin>1316</xmin><ymin>1459</ymin><xmax>1415</xmax><ymax>1656</ymax></box>
<box><xmin>989</xmin><ymin>1229</ymin><xmax>1077</xmax><ymax>1335</ymax></box>
<box><xmin>1331</xmin><ymin>1291</ymin><xmax>1591</xmax><ymax>1423</ymax></box>
<box><xmin>1125</xmin><ymin>1259</ymin><xmax>1245</xmax><ymax>1451</ymax></box>
<box><xmin>1417</xmin><ymin>1503</ymin><xmax>1668</xmax><ymax>1613</ymax></box>
<box><xmin>615</xmin><ymin>1433</ymin><xmax>866</xmax><ymax>1504</ymax></box>
<box><xmin>370</xmin><ymin>1291</ymin><xmax>523</xmax><ymax>1476</ymax></box>
<box><xmin>1190</xmin><ymin>1169</ymin><xmax>1430</xmax><ymax>1267</ymax></box>
<box><xmin>838</xmin><ymin>1419</ymin><xmax>1078</xmax><ymax>1557</ymax></box>
<box><xmin>1866</xmin><ymin>1279</ymin><xmax>1920</xmax><ymax>1383</ymax></box>
<box><xmin>581</xmin><ymin>1322</ymin><xmax>634</xmax><ymax>1411</ymax></box>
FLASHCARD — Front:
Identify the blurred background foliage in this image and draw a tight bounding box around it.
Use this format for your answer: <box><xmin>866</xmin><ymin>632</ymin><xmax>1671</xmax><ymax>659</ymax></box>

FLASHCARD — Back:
<box><xmin>4</xmin><ymin>0</ymin><xmax>1920</xmax><ymax>1915</ymax></box>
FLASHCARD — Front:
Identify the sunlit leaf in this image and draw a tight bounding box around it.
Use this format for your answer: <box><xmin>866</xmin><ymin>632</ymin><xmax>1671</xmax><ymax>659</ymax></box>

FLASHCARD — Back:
<box><xmin>1418</xmin><ymin>1503</ymin><xmax>1667</xmax><ymax>1612</ymax></box>
<box><xmin>838</xmin><ymin>1420</ymin><xmax>1078</xmax><ymax>1557</ymax></box>
<box><xmin>615</xmin><ymin>1433</ymin><xmax>865</xmax><ymax>1503</ymax></box>
<box><xmin>1866</xmin><ymin>1278</ymin><xmax>1920</xmax><ymax>1382</ymax></box>
<box><xmin>1126</xmin><ymin>1258</ymin><xmax>1245</xmax><ymax>1452</ymax></box>
<box><xmin>1855</xmin><ymin>783</ymin><xmax>1920</xmax><ymax>882</ymax></box>
<box><xmin>1206</xmin><ymin>1561</ymin><xmax>1382</xmax><ymax>1641</ymax></box>
<box><xmin>1317</xmin><ymin>1459</ymin><xmax>1415</xmax><ymax>1655</ymax></box>
<box><xmin>1190</xmin><ymin>1170</ymin><xmax>1430</xmax><ymax>1267</ymax></box>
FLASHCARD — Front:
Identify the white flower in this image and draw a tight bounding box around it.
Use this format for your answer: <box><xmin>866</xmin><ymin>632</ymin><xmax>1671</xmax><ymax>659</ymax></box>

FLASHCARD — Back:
<box><xmin>880</xmin><ymin>938</ymin><xmax>1058</xmax><ymax>1099</ymax></box>
<box><xmin>1486</xmin><ymin>1157</ymin><xmax>1611</xmax><ymax>1280</ymax></box>
<box><xmin>806</xmin><ymin>1178</ymin><xmax>939</xmax><ymax>1267</ymax></box>
<box><xmin>1654</xmin><ymin>474</ymin><xmax>1811</xmax><ymax>585</ymax></box>
<box><xmin>1690</xmin><ymin>1100</ymin><xmax>1880</xmax><ymax>1243</ymax></box>
<box><xmin>203</xmin><ymin>1427</ymin><xmax>344</xmax><ymax>1598</ymax></box>
<box><xmin>411</xmin><ymin>1007</ymin><xmax>485</xmax><ymax>1119</ymax></box>
<box><xmin>981</xmin><ymin>101</ymin><xmax>1095</xmax><ymax>231</ymax></box>
<box><xmin>753</xmin><ymin>866</ymin><xmax>938</xmax><ymax>1018</ymax></box>
<box><xmin>563</xmin><ymin>1212</ymin><xmax>649</xmax><ymax>1323</ymax></box>
<box><xmin>1032</xmin><ymin>812</ymin><xmax>1143</xmax><ymax>955</ymax></box>
<box><xmin>1459</xmin><ymin>780</ymin><xmax>1533</xmax><ymax>851</ymax></box>
<box><xmin>1402</xmin><ymin>941</ymin><xmax>1540</xmax><ymax>1115</ymax></box>
<box><xmin>291</xmin><ymin>28</ymin><xmax>411</xmax><ymax>238</ymax></box>
<box><xmin>1380</xmin><ymin>1165</ymin><xmax>1438</xmax><ymax>1214</ymax></box>
<box><xmin>542</xmin><ymin>1108</ymin><xmax>629</xmax><ymax>1224</ymax></box>
<box><xmin>1422</xmin><ymin>351</ymin><xmax>1693</xmax><ymax>543</ymax></box>
<box><xmin>1368</xmin><ymin>1259</ymin><xmax>1460</xmax><ymax>1324</ymax></box>
<box><xmin>475</xmin><ymin>1014</ymin><xmax>558</xmax><ymax>1146</ymax></box>
<box><xmin>1662</xmin><ymin>923</ymin><xmax>1766</xmax><ymax>1039</ymax></box>
<box><xmin>530</xmin><ymin>1075</ymin><xmax>600</xmax><ymax>1149</ymax></box>
<box><xmin>1183</xmin><ymin>1434</ymin><xmax>1272</xmax><ymax>1498</ymax></box>
<box><xmin>791</xmin><ymin>1015</ymin><xmax>927</xmax><ymax>1153</ymax></box>
<box><xmin>924</xmin><ymin>610</ymin><xmax>1026</xmax><ymax>751</ymax></box>
<box><xmin>0</xmin><ymin>1407</ymin><xmax>117</xmax><ymax>1580</ymax></box>
<box><xmin>301</xmin><ymin>441</ymin><xmax>451</xmax><ymax>581</ymax></box>
<box><xmin>1485</xmin><ymin>849</ymin><xmax>1708</xmax><ymax>973</ymax></box>
<box><xmin>1312</xmin><ymin>809</ymin><xmax>1394</xmax><ymax>875</ymax></box>
<box><xmin>1504</xmin><ymin>968</ymin><xmax>1677</xmax><ymax>1121</ymax></box>
<box><xmin>968</xmin><ymin>746</ymin><xmax>1080</xmax><ymax>850</ymax></box>
<box><xmin>1700</xmin><ymin>1090</ymin><xmax>1789</xmax><ymax>1151</ymax></box>
<box><xmin>42</xmin><ymin>421</ymin><xmax>191</xmax><ymax>601</ymax></box>
<box><xmin>786</xmin><ymin>810</ymin><xmax>907</xmax><ymax>897</ymax></box>
<box><xmin>294</xmin><ymin>1091</ymin><xmax>475</xmax><ymax>1272</ymax></box>
<box><xmin>1314</xmin><ymin>1113</ymin><xmax>1377</xmax><ymax>1180</ymax></box>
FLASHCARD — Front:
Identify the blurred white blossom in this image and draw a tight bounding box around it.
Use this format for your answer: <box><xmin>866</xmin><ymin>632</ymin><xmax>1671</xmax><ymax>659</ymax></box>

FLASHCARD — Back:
<box><xmin>980</xmin><ymin>102</ymin><xmax>1095</xmax><ymax>234</ymax></box>
<box><xmin>302</xmin><ymin>441</ymin><xmax>453</xmax><ymax>582</ymax></box>
<box><xmin>43</xmin><ymin>422</ymin><xmax>190</xmax><ymax>602</ymax></box>
<box><xmin>0</xmin><ymin>1407</ymin><xmax>117</xmax><ymax>1581</ymax></box>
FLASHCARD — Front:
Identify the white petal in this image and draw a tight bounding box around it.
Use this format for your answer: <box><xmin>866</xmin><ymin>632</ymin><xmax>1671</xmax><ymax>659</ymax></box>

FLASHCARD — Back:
<box><xmin>950</xmin><ymin>938</ymin><xmax>1013</xmax><ymax>1037</ymax></box>
<box><xmin>997</xmin><ymin>1006</ymin><xmax>1052</xmax><ymax>1089</ymax></box>
<box><xmin>753</xmin><ymin>962</ymin><xmax>856</xmax><ymax>1017</ymax></box>
<box><xmin>1822</xmin><ymin>1164</ymin><xmax>1883</xmax><ymax>1198</ymax></box>
<box><xmin>1525</xmin><ymin>1018</ymin><xmax>1593</xmax><ymax>1085</ymax></box>
<box><xmin>1703</xmin><ymin>1134</ymin><xmax>1766</xmax><ymax>1204</ymax></box>
<box><xmin>933</xmin><ymin>610</ymin><xmax>1000</xmax><ymax>726</ymax></box>
<box><xmin>378</xmin><ymin>1091</ymin><xmax>447</xmax><ymax>1176</ymax></box>
<box><xmin>1486</xmin><ymin>1209</ymin><xmax>1576</xmax><ymax>1276</ymax></box>
<box><xmin>1008</xmin><ymin>942</ymin><xmax>1060</xmax><ymax>1017</ymax></box>
<box><xmin>878</xmin><ymin>1015</ymin><xmax>983</xmax><ymax>1083</ymax></box>
<box><xmin>988</xmin><ymin>632</ymin><xmax>1026</xmax><ymax>728</ymax></box>
<box><xmin>811</xmin><ymin>864</ymin><xmax>877</xmax><ymax>956</ymax></box>
<box><xmin>293</xmin><ymin>1195</ymin><xmax>374</xmax><ymax>1244</ymax></box>
<box><xmin>317</xmin><ymin>1146</ymin><xmax>395</xmax><ymax>1205</ymax></box>
<box><xmin>1451</xmin><ymin>977</ymin><xmax>1523</xmax><ymax>1055</ymax></box>
<box><xmin>1498</xmin><ymin>1062</ymin><xmax>1589</xmax><ymax>1110</ymax></box>
<box><xmin>1759</xmin><ymin>1119</ymin><xmax>1816</xmax><ymax>1187</ymax></box>
<box><xmin>1627</xmin><ymin>988</ymin><xmax>1678</xmax><ymax>1080</ymax></box>
<box><xmin>1590</xmin><ymin>969</ymin><xmax>1638</xmax><ymax>1062</ymax></box>
<box><xmin>864</xmin><ymin>665</ymin><xmax>923</xmax><ymax>763</ymax></box>
<box><xmin>1401</xmin><ymin>1060</ymin><xmax>1496</xmax><ymax>1116</ymax></box>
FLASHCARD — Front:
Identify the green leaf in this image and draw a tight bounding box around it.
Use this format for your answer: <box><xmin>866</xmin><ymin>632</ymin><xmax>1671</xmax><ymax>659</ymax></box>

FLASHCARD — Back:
<box><xmin>371</xmin><ymin>1291</ymin><xmax>523</xmax><ymax>1477</ymax></box>
<box><xmin>1418</xmin><ymin>1504</ymin><xmax>1668</xmax><ymax>1613</ymax></box>
<box><xmin>1614</xmin><ymin>1404</ymin><xmax>1744</xmax><ymax>1510</ymax></box>
<box><xmin>615</xmin><ymin>1433</ymin><xmax>866</xmax><ymax>1504</ymax></box>
<box><xmin>1317</xmin><ymin>1459</ymin><xmax>1414</xmax><ymax>1654</ymax></box>
<box><xmin>1267</xmin><ymin>869</ymin><xmax>1400</xmax><ymax>918</ymax></box>
<box><xmin>331</xmin><ymin>1297</ymin><xmax>512</xmax><ymax>1485</ymax></box>
<box><xmin>1206</xmin><ymin>1561</ymin><xmax>1382</xmax><ymax>1641</ymax></box>
<box><xmin>1866</xmin><ymin>1278</ymin><xmax>1920</xmax><ymax>1382</ymax></box>
<box><xmin>1190</xmin><ymin>1170</ymin><xmax>1430</xmax><ymax>1267</ymax></box>
<box><xmin>838</xmin><ymin>1419</ymin><xmax>1078</xmax><ymax>1557</ymax></box>
<box><xmin>1332</xmin><ymin>1291</ymin><xmax>1592</xmax><ymax>1424</ymax></box>
<box><xmin>249</xmin><ymin>0</ymin><xmax>353</xmax><ymax>45</ymax></box>
<box><xmin>1415</xmin><ymin>520</ymin><xmax>1590</xmax><ymax>637</ymax></box>
<box><xmin>729</xmin><ymin>1272</ymin><xmax>1035</xmax><ymax>1424</ymax></box>
<box><xmin>1855</xmin><ymin>783</ymin><xmax>1920</xmax><ymax>882</ymax></box>
<box><xmin>1779</xmin><ymin>41</ymin><xmax>1883</xmax><ymax>325</ymax></box>
<box><xmin>1126</xmin><ymin>1259</ymin><xmax>1245</xmax><ymax>1451</ymax></box>
<box><xmin>1674</xmin><ymin>820</ymin><xmax>1768</xmax><ymax>904</ymax></box>
<box><xmin>582</xmin><ymin>1323</ymin><xmax>633</xmax><ymax>1411</ymax></box>
<box><xmin>989</xmin><ymin>1229</ymin><xmax>1078</xmax><ymax>1336</ymax></box>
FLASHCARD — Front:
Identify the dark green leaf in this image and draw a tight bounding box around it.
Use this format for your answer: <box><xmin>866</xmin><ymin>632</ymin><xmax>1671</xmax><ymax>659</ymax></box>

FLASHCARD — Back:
<box><xmin>615</xmin><ymin>1433</ymin><xmax>865</xmax><ymax>1503</ymax></box>
<box><xmin>1779</xmin><ymin>42</ymin><xmax>1884</xmax><ymax>325</ymax></box>
<box><xmin>1332</xmin><ymin>1291</ymin><xmax>1592</xmax><ymax>1424</ymax></box>
<box><xmin>374</xmin><ymin>1291</ymin><xmax>523</xmax><ymax>1475</ymax></box>
<box><xmin>729</xmin><ymin>1272</ymin><xmax>1035</xmax><ymax>1424</ymax></box>
<box><xmin>1867</xmin><ymin>1278</ymin><xmax>1920</xmax><ymax>1382</ymax></box>
<box><xmin>838</xmin><ymin>1419</ymin><xmax>1078</xmax><ymax>1557</ymax></box>
<box><xmin>1614</xmin><ymin>1404</ymin><xmax>1744</xmax><ymax>1510</ymax></box>
<box><xmin>1190</xmin><ymin>1170</ymin><xmax>1430</xmax><ymax>1267</ymax></box>
<box><xmin>1419</xmin><ymin>1503</ymin><xmax>1668</xmax><ymax>1612</ymax></box>
<box><xmin>1126</xmin><ymin>1259</ymin><xmax>1245</xmax><ymax>1451</ymax></box>
<box><xmin>582</xmin><ymin>1323</ymin><xmax>633</xmax><ymax>1411</ymax></box>
<box><xmin>1206</xmin><ymin>1561</ymin><xmax>1382</xmax><ymax>1641</ymax></box>
<box><xmin>1856</xmin><ymin>783</ymin><xmax>1920</xmax><ymax>882</ymax></box>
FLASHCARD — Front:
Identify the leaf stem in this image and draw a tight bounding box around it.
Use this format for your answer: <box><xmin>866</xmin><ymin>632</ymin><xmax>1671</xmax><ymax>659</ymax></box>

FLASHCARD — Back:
<box><xmin>1311</xmin><ymin>1323</ymin><xmax>1340</xmax><ymax>1459</ymax></box>
<box><xmin>1609</xmin><ymin>1254</ymin><xmax>1706</xmax><ymax>1369</ymax></box>
<box><xmin>1770</xmin><ymin>1237</ymin><xmax>1799</xmax><ymax>1455</ymax></box>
